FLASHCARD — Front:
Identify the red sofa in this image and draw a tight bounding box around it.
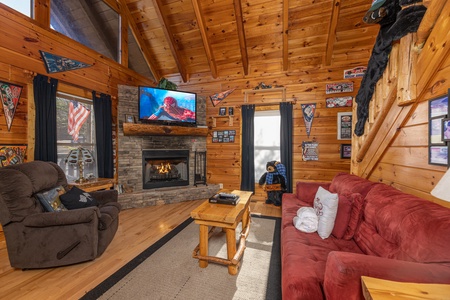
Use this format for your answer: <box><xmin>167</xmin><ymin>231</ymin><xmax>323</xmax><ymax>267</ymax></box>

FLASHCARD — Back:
<box><xmin>281</xmin><ymin>173</ymin><xmax>450</xmax><ymax>299</ymax></box>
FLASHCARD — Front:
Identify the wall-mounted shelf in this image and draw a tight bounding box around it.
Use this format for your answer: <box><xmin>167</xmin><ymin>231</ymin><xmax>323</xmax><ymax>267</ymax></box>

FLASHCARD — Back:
<box><xmin>210</xmin><ymin>116</ymin><xmax>234</xmax><ymax>127</ymax></box>
<box><xmin>123</xmin><ymin>123</ymin><xmax>208</xmax><ymax>136</ymax></box>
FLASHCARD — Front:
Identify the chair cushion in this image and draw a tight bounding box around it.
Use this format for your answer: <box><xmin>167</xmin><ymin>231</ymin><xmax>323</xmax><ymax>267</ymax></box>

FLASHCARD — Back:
<box><xmin>60</xmin><ymin>186</ymin><xmax>98</xmax><ymax>210</ymax></box>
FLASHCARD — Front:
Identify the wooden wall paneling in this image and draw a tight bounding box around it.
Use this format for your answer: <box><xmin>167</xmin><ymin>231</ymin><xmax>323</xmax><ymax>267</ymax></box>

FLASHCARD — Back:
<box><xmin>397</xmin><ymin>33</ymin><xmax>418</xmax><ymax>106</ymax></box>
<box><xmin>369</xmin><ymin>162</ymin><xmax>442</xmax><ymax>196</ymax></box>
<box><xmin>416</xmin><ymin>0</ymin><xmax>450</xmax><ymax>101</ymax></box>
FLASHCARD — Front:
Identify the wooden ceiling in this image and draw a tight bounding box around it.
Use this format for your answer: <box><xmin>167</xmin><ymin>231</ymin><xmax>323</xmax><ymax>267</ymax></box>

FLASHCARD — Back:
<box><xmin>124</xmin><ymin>0</ymin><xmax>379</xmax><ymax>82</ymax></box>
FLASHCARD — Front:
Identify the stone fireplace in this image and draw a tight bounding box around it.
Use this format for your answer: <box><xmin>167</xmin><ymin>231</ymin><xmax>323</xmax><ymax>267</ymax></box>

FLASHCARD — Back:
<box><xmin>117</xmin><ymin>85</ymin><xmax>219</xmax><ymax>209</ymax></box>
<box><xmin>142</xmin><ymin>149</ymin><xmax>189</xmax><ymax>189</ymax></box>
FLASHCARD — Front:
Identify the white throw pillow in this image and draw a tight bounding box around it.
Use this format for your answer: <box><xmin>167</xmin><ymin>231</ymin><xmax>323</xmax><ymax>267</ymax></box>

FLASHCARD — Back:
<box><xmin>313</xmin><ymin>186</ymin><xmax>339</xmax><ymax>239</ymax></box>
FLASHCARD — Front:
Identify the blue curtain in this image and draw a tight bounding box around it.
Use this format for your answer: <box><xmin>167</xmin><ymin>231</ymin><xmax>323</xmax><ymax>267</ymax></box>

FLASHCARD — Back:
<box><xmin>240</xmin><ymin>104</ymin><xmax>255</xmax><ymax>192</ymax></box>
<box><xmin>93</xmin><ymin>92</ymin><xmax>114</xmax><ymax>178</ymax></box>
<box><xmin>280</xmin><ymin>102</ymin><xmax>293</xmax><ymax>193</ymax></box>
<box><xmin>34</xmin><ymin>74</ymin><xmax>58</xmax><ymax>162</ymax></box>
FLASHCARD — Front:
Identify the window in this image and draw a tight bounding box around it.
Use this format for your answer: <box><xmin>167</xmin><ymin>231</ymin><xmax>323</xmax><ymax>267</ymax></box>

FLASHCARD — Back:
<box><xmin>0</xmin><ymin>0</ymin><xmax>32</xmax><ymax>17</ymax></box>
<box><xmin>254</xmin><ymin>110</ymin><xmax>280</xmax><ymax>181</ymax></box>
<box><xmin>50</xmin><ymin>0</ymin><xmax>120</xmax><ymax>61</ymax></box>
<box><xmin>56</xmin><ymin>92</ymin><xmax>97</xmax><ymax>181</ymax></box>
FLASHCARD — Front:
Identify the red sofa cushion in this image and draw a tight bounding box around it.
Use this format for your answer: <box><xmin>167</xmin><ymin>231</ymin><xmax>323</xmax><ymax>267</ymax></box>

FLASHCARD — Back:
<box><xmin>331</xmin><ymin>194</ymin><xmax>353</xmax><ymax>239</ymax></box>
<box><xmin>354</xmin><ymin>184</ymin><xmax>450</xmax><ymax>263</ymax></box>
<box><xmin>329</xmin><ymin>172</ymin><xmax>379</xmax><ymax>198</ymax></box>
<box><xmin>295</xmin><ymin>181</ymin><xmax>331</xmax><ymax>206</ymax></box>
<box><xmin>342</xmin><ymin>193</ymin><xmax>364</xmax><ymax>240</ymax></box>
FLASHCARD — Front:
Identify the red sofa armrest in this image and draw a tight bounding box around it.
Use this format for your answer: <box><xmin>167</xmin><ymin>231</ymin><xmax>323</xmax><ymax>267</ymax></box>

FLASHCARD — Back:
<box><xmin>324</xmin><ymin>251</ymin><xmax>450</xmax><ymax>300</ymax></box>
<box><xmin>295</xmin><ymin>181</ymin><xmax>331</xmax><ymax>206</ymax></box>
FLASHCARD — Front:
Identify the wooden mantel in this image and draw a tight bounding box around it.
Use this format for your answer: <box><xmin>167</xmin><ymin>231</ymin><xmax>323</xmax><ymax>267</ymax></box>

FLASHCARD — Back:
<box><xmin>123</xmin><ymin>123</ymin><xmax>208</xmax><ymax>136</ymax></box>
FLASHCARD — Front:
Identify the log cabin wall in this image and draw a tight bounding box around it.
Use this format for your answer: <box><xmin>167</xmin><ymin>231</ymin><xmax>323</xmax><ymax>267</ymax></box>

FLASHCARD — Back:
<box><xmin>351</xmin><ymin>0</ymin><xmax>450</xmax><ymax>208</ymax></box>
<box><xmin>0</xmin><ymin>4</ymin><xmax>154</xmax><ymax>170</ymax></box>
<box><xmin>173</xmin><ymin>62</ymin><xmax>361</xmax><ymax>199</ymax></box>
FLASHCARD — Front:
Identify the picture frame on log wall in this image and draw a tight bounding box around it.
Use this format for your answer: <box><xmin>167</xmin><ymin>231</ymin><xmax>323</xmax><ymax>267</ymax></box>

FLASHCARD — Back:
<box><xmin>428</xmin><ymin>93</ymin><xmax>449</xmax><ymax>166</ymax></box>
<box><xmin>340</xmin><ymin>144</ymin><xmax>352</xmax><ymax>159</ymax></box>
<box><xmin>337</xmin><ymin>112</ymin><xmax>352</xmax><ymax>140</ymax></box>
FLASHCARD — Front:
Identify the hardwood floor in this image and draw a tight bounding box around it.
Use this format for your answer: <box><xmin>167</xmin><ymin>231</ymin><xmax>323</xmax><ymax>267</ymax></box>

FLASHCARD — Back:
<box><xmin>0</xmin><ymin>199</ymin><xmax>281</xmax><ymax>299</ymax></box>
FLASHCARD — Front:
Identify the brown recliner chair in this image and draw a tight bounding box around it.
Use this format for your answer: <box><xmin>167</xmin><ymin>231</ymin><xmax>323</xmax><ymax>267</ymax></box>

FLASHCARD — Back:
<box><xmin>0</xmin><ymin>161</ymin><xmax>121</xmax><ymax>269</ymax></box>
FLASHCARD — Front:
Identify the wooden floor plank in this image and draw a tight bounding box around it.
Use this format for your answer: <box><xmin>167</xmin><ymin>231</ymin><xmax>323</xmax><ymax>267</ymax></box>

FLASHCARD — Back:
<box><xmin>0</xmin><ymin>200</ymin><xmax>281</xmax><ymax>299</ymax></box>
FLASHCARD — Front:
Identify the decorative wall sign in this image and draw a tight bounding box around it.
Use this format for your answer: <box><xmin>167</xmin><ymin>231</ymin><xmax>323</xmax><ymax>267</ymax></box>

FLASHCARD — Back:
<box><xmin>326</xmin><ymin>82</ymin><xmax>354</xmax><ymax>94</ymax></box>
<box><xmin>428</xmin><ymin>94</ymin><xmax>449</xmax><ymax>166</ymax></box>
<box><xmin>301</xmin><ymin>103</ymin><xmax>316</xmax><ymax>137</ymax></box>
<box><xmin>212</xmin><ymin>130</ymin><xmax>236</xmax><ymax>143</ymax></box>
<box><xmin>302</xmin><ymin>141</ymin><xmax>319</xmax><ymax>161</ymax></box>
<box><xmin>344</xmin><ymin>66</ymin><xmax>367</xmax><ymax>79</ymax></box>
<box><xmin>0</xmin><ymin>81</ymin><xmax>22</xmax><ymax>131</ymax></box>
<box><xmin>209</xmin><ymin>88</ymin><xmax>235</xmax><ymax>107</ymax></box>
<box><xmin>337</xmin><ymin>112</ymin><xmax>352</xmax><ymax>140</ymax></box>
<box><xmin>326</xmin><ymin>96</ymin><xmax>353</xmax><ymax>108</ymax></box>
<box><xmin>340</xmin><ymin>144</ymin><xmax>352</xmax><ymax>159</ymax></box>
<box><xmin>39</xmin><ymin>50</ymin><xmax>92</xmax><ymax>74</ymax></box>
<box><xmin>0</xmin><ymin>145</ymin><xmax>27</xmax><ymax>167</ymax></box>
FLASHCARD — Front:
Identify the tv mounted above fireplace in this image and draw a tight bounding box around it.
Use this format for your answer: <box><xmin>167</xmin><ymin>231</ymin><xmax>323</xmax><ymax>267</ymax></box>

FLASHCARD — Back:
<box><xmin>138</xmin><ymin>86</ymin><xmax>197</xmax><ymax>127</ymax></box>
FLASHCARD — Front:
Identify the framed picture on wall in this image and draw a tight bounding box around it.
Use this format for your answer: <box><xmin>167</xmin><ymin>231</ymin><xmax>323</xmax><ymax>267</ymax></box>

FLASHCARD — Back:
<box><xmin>442</xmin><ymin>118</ymin><xmax>450</xmax><ymax>142</ymax></box>
<box><xmin>337</xmin><ymin>112</ymin><xmax>352</xmax><ymax>140</ymax></box>
<box><xmin>428</xmin><ymin>93</ymin><xmax>449</xmax><ymax>166</ymax></box>
<box><xmin>340</xmin><ymin>144</ymin><xmax>351</xmax><ymax>159</ymax></box>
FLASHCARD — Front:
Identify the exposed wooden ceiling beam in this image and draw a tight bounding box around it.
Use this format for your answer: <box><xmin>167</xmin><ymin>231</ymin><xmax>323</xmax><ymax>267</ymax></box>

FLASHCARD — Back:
<box><xmin>151</xmin><ymin>0</ymin><xmax>189</xmax><ymax>83</ymax></box>
<box><xmin>324</xmin><ymin>0</ymin><xmax>341</xmax><ymax>66</ymax></box>
<box><xmin>191</xmin><ymin>0</ymin><xmax>218</xmax><ymax>79</ymax></box>
<box><xmin>34</xmin><ymin>0</ymin><xmax>50</xmax><ymax>28</ymax></box>
<box><xmin>233</xmin><ymin>0</ymin><xmax>249</xmax><ymax>76</ymax></box>
<box><xmin>282</xmin><ymin>0</ymin><xmax>289</xmax><ymax>71</ymax></box>
<box><xmin>118</xmin><ymin>0</ymin><xmax>160</xmax><ymax>82</ymax></box>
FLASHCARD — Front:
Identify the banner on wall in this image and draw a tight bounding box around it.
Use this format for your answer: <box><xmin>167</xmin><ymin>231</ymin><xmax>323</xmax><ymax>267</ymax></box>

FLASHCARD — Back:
<box><xmin>301</xmin><ymin>103</ymin><xmax>316</xmax><ymax>137</ymax></box>
<box><xmin>0</xmin><ymin>81</ymin><xmax>22</xmax><ymax>131</ymax></box>
<box><xmin>40</xmin><ymin>50</ymin><xmax>92</xmax><ymax>74</ymax></box>
<box><xmin>209</xmin><ymin>88</ymin><xmax>235</xmax><ymax>107</ymax></box>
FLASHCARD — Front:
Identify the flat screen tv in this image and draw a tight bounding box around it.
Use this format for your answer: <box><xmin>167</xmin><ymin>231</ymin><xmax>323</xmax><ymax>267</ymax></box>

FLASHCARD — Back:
<box><xmin>138</xmin><ymin>86</ymin><xmax>197</xmax><ymax>127</ymax></box>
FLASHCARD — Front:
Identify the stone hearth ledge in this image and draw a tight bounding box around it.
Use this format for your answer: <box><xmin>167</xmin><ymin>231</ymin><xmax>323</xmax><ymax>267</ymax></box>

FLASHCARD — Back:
<box><xmin>118</xmin><ymin>184</ymin><xmax>221</xmax><ymax>209</ymax></box>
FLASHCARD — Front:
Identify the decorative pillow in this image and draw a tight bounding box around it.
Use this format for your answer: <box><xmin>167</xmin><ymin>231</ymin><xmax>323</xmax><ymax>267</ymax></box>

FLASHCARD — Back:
<box><xmin>342</xmin><ymin>193</ymin><xmax>364</xmax><ymax>240</ymax></box>
<box><xmin>331</xmin><ymin>194</ymin><xmax>353</xmax><ymax>239</ymax></box>
<box><xmin>314</xmin><ymin>186</ymin><xmax>339</xmax><ymax>239</ymax></box>
<box><xmin>60</xmin><ymin>186</ymin><xmax>98</xmax><ymax>210</ymax></box>
<box><xmin>36</xmin><ymin>186</ymin><xmax>67</xmax><ymax>212</ymax></box>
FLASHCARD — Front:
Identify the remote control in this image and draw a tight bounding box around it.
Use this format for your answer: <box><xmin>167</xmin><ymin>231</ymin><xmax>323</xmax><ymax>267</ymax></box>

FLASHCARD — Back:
<box><xmin>218</xmin><ymin>192</ymin><xmax>237</xmax><ymax>199</ymax></box>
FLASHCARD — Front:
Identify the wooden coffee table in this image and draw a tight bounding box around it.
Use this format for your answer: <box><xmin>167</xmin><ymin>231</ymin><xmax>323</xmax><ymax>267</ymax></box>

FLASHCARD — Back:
<box><xmin>190</xmin><ymin>190</ymin><xmax>252</xmax><ymax>275</ymax></box>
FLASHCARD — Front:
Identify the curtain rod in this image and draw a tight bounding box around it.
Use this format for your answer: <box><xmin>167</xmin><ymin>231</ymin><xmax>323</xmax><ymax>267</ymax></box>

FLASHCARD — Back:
<box><xmin>237</xmin><ymin>99</ymin><xmax>296</xmax><ymax>108</ymax></box>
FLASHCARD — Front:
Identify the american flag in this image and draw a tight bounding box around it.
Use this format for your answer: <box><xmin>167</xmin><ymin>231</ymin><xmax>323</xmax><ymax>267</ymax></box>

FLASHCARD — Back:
<box><xmin>68</xmin><ymin>100</ymin><xmax>90</xmax><ymax>141</ymax></box>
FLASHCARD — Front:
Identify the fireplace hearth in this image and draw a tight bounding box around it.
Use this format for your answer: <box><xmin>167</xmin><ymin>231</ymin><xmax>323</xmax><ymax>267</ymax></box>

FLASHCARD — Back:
<box><xmin>142</xmin><ymin>149</ymin><xmax>189</xmax><ymax>189</ymax></box>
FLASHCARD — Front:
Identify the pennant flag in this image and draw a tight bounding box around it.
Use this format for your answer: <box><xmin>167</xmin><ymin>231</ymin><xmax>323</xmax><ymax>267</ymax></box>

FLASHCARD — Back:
<box><xmin>301</xmin><ymin>103</ymin><xmax>316</xmax><ymax>137</ymax></box>
<box><xmin>40</xmin><ymin>50</ymin><xmax>92</xmax><ymax>74</ymax></box>
<box><xmin>68</xmin><ymin>101</ymin><xmax>91</xmax><ymax>141</ymax></box>
<box><xmin>0</xmin><ymin>81</ymin><xmax>22</xmax><ymax>131</ymax></box>
<box><xmin>209</xmin><ymin>88</ymin><xmax>235</xmax><ymax>107</ymax></box>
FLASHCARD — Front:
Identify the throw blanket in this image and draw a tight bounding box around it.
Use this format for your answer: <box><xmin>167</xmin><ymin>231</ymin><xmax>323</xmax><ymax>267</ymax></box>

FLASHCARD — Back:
<box><xmin>293</xmin><ymin>207</ymin><xmax>318</xmax><ymax>233</ymax></box>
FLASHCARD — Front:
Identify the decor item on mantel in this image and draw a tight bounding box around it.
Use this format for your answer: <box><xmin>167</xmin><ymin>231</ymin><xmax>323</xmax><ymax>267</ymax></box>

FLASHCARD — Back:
<box><xmin>65</xmin><ymin>147</ymin><xmax>94</xmax><ymax>183</ymax></box>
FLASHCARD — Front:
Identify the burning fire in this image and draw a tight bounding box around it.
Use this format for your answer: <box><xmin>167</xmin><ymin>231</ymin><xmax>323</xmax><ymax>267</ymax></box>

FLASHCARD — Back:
<box><xmin>157</xmin><ymin>162</ymin><xmax>171</xmax><ymax>174</ymax></box>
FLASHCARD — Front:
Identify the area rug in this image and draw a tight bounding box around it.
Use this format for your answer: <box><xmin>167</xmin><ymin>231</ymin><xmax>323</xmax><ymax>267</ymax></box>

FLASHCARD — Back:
<box><xmin>81</xmin><ymin>215</ymin><xmax>281</xmax><ymax>300</ymax></box>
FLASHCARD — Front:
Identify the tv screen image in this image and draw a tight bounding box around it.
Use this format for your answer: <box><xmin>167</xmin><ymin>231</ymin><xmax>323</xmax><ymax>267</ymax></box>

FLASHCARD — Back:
<box><xmin>139</xmin><ymin>86</ymin><xmax>197</xmax><ymax>126</ymax></box>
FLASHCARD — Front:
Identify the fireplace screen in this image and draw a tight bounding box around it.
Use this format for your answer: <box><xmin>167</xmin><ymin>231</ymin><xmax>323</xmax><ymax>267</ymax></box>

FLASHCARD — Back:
<box><xmin>142</xmin><ymin>149</ymin><xmax>189</xmax><ymax>189</ymax></box>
